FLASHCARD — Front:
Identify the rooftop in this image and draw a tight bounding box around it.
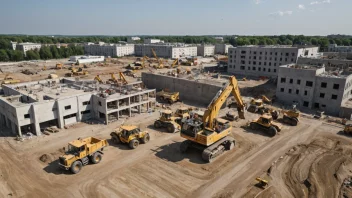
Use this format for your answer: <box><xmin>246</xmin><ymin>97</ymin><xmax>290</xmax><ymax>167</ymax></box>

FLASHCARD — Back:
<box><xmin>281</xmin><ymin>64</ymin><xmax>323</xmax><ymax>70</ymax></box>
<box><xmin>231</xmin><ymin>45</ymin><xmax>318</xmax><ymax>49</ymax></box>
<box><xmin>18</xmin><ymin>42</ymin><xmax>41</xmax><ymax>45</ymax></box>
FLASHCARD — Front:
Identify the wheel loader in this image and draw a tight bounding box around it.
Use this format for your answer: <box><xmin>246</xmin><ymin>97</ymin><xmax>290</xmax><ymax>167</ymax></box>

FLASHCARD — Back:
<box><xmin>110</xmin><ymin>125</ymin><xmax>150</xmax><ymax>149</ymax></box>
<box><xmin>249</xmin><ymin>114</ymin><xmax>283</xmax><ymax>137</ymax></box>
<box><xmin>58</xmin><ymin>137</ymin><xmax>108</xmax><ymax>174</ymax></box>
<box><xmin>154</xmin><ymin>110</ymin><xmax>181</xmax><ymax>133</ymax></box>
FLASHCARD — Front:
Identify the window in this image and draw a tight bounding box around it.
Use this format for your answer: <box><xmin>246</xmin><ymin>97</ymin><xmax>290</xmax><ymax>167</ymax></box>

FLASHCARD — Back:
<box><xmin>240</xmin><ymin>66</ymin><xmax>245</xmax><ymax>70</ymax></box>
<box><xmin>252</xmin><ymin>67</ymin><xmax>256</xmax><ymax>70</ymax></box>
<box><xmin>297</xmin><ymin>79</ymin><xmax>301</xmax><ymax>85</ymax></box>
<box><xmin>248</xmin><ymin>67</ymin><xmax>251</xmax><ymax>70</ymax></box>
<box><xmin>289</xmin><ymin>89</ymin><xmax>292</xmax><ymax>93</ymax></box>
<box><xmin>296</xmin><ymin>90</ymin><xmax>299</xmax><ymax>94</ymax></box>
<box><xmin>253</xmin><ymin>61</ymin><xmax>256</xmax><ymax>65</ymax></box>
<box><xmin>303</xmin><ymin>101</ymin><xmax>309</xmax><ymax>107</ymax></box>
<box><xmin>304</xmin><ymin>90</ymin><xmax>308</xmax><ymax>95</ymax></box>
<box><xmin>332</xmin><ymin>94</ymin><xmax>338</xmax><ymax>100</ymax></box>
<box><xmin>268</xmin><ymin>69</ymin><xmax>271</xmax><ymax>72</ymax></box>
<box><xmin>285</xmin><ymin>58</ymin><xmax>288</xmax><ymax>62</ymax></box>
<box><xmin>259</xmin><ymin>62</ymin><xmax>262</xmax><ymax>65</ymax></box>
<box><xmin>263</xmin><ymin>68</ymin><xmax>266</xmax><ymax>71</ymax></box>
<box><xmin>289</xmin><ymin>79</ymin><xmax>293</xmax><ymax>84</ymax></box>
<box><xmin>321</xmin><ymin>82</ymin><xmax>327</xmax><ymax>88</ymax></box>
<box><xmin>258</xmin><ymin>67</ymin><xmax>261</xmax><ymax>71</ymax></box>
<box><xmin>65</xmin><ymin>105</ymin><xmax>71</xmax><ymax>110</ymax></box>
<box><xmin>99</xmin><ymin>101</ymin><xmax>102</xmax><ymax>106</ymax></box>
<box><xmin>81</xmin><ymin>110</ymin><xmax>91</xmax><ymax>115</ymax></box>
<box><xmin>304</xmin><ymin>51</ymin><xmax>309</xmax><ymax>56</ymax></box>
<box><xmin>291</xmin><ymin>58</ymin><xmax>294</xmax><ymax>62</ymax></box>
<box><xmin>274</xmin><ymin>63</ymin><xmax>277</xmax><ymax>66</ymax></box>
<box><xmin>248</xmin><ymin>61</ymin><xmax>251</xmax><ymax>64</ymax></box>
<box><xmin>260</xmin><ymin>52</ymin><xmax>262</xmax><ymax>55</ymax></box>
<box><xmin>241</xmin><ymin>51</ymin><xmax>246</xmax><ymax>54</ymax></box>
<box><xmin>320</xmin><ymin>93</ymin><xmax>325</xmax><ymax>98</ymax></box>
<box><xmin>286</xmin><ymin>53</ymin><xmax>289</xmax><ymax>56</ymax></box>
<box><xmin>333</xmin><ymin>84</ymin><xmax>340</xmax><ymax>90</ymax></box>
<box><xmin>63</xmin><ymin>113</ymin><xmax>77</xmax><ymax>119</ymax></box>
<box><xmin>264</xmin><ymin>62</ymin><xmax>267</xmax><ymax>66</ymax></box>
<box><xmin>274</xmin><ymin>69</ymin><xmax>276</xmax><ymax>72</ymax></box>
<box><xmin>241</xmin><ymin>60</ymin><xmax>245</xmax><ymax>64</ymax></box>
<box><xmin>24</xmin><ymin>114</ymin><xmax>30</xmax><ymax>119</ymax></box>
<box><xmin>83</xmin><ymin>101</ymin><xmax>90</xmax><ymax>105</ymax></box>
<box><xmin>280</xmin><ymin>58</ymin><xmax>282</xmax><ymax>61</ymax></box>
<box><xmin>322</xmin><ymin>104</ymin><xmax>326</xmax><ymax>108</ymax></box>
<box><xmin>254</xmin><ymin>56</ymin><xmax>257</xmax><ymax>60</ymax></box>
<box><xmin>314</xmin><ymin>103</ymin><xmax>319</xmax><ymax>108</ymax></box>
<box><xmin>306</xmin><ymin>81</ymin><xmax>313</xmax><ymax>87</ymax></box>
<box><xmin>292</xmin><ymin>53</ymin><xmax>295</xmax><ymax>56</ymax></box>
<box><xmin>269</xmin><ymin>62</ymin><xmax>271</xmax><ymax>66</ymax></box>
<box><xmin>280</xmin><ymin>88</ymin><xmax>284</xmax><ymax>92</ymax></box>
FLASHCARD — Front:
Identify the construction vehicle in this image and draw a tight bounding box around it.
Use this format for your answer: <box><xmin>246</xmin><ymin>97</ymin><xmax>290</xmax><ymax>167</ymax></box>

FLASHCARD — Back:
<box><xmin>48</xmin><ymin>74</ymin><xmax>58</xmax><ymax>79</ymax></box>
<box><xmin>43</xmin><ymin>66</ymin><xmax>47</xmax><ymax>71</ymax></box>
<box><xmin>256</xmin><ymin>177</ymin><xmax>269</xmax><ymax>189</ymax></box>
<box><xmin>247</xmin><ymin>98</ymin><xmax>265</xmax><ymax>114</ymax></box>
<box><xmin>56</xmin><ymin>63</ymin><xmax>65</xmax><ymax>69</ymax></box>
<box><xmin>151</xmin><ymin>48</ymin><xmax>164</xmax><ymax>69</ymax></box>
<box><xmin>94</xmin><ymin>75</ymin><xmax>104</xmax><ymax>83</ymax></box>
<box><xmin>156</xmin><ymin>89</ymin><xmax>180</xmax><ymax>104</ymax></box>
<box><xmin>180</xmin><ymin>76</ymin><xmax>246</xmax><ymax>162</ymax></box>
<box><xmin>154</xmin><ymin>110</ymin><xmax>182</xmax><ymax>133</ymax></box>
<box><xmin>58</xmin><ymin>137</ymin><xmax>108</xmax><ymax>174</ymax></box>
<box><xmin>167</xmin><ymin>58</ymin><xmax>179</xmax><ymax>68</ymax></box>
<box><xmin>174</xmin><ymin>107</ymin><xmax>191</xmax><ymax>119</ymax></box>
<box><xmin>281</xmin><ymin>107</ymin><xmax>300</xmax><ymax>126</ymax></box>
<box><xmin>249</xmin><ymin>114</ymin><xmax>283</xmax><ymax>137</ymax></box>
<box><xmin>110</xmin><ymin>125</ymin><xmax>150</xmax><ymax>149</ymax></box>
<box><xmin>343</xmin><ymin>122</ymin><xmax>352</xmax><ymax>135</ymax></box>
<box><xmin>1</xmin><ymin>74</ymin><xmax>20</xmax><ymax>85</ymax></box>
<box><xmin>66</xmin><ymin>68</ymin><xmax>88</xmax><ymax>77</ymax></box>
<box><xmin>261</xmin><ymin>95</ymin><xmax>272</xmax><ymax>104</ymax></box>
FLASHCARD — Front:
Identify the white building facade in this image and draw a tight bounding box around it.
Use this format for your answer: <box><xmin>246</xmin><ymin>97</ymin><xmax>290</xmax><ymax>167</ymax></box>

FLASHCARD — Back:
<box><xmin>215</xmin><ymin>43</ymin><xmax>233</xmax><ymax>55</ymax></box>
<box><xmin>135</xmin><ymin>43</ymin><xmax>197</xmax><ymax>59</ymax></box>
<box><xmin>197</xmin><ymin>45</ymin><xmax>215</xmax><ymax>57</ymax></box>
<box><xmin>84</xmin><ymin>42</ymin><xmax>135</xmax><ymax>57</ymax></box>
<box><xmin>16</xmin><ymin>42</ymin><xmax>42</xmax><ymax>56</ymax></box>
<box><xmin>144</xmin><ymin>39</ymin><xmax>164</xmax><ymax>44</ymax></box>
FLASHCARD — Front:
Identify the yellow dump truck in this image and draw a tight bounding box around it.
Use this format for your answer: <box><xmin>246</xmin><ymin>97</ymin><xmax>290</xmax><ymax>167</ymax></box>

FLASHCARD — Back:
<box><xmin>59</xmin><ymin>137</ymin><xmax>108</xmax><ymax>174</ymax></box>
<box><xmin>156</xmin><ymin>89</ymin><xmax>180</xmax><ymax>104</ymax></box>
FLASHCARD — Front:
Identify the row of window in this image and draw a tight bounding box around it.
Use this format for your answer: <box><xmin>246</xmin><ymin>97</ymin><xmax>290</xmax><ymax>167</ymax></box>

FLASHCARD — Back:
<box><xmin>228</xmin><ymin>65</ymin><xmax>277</xmax><ymax>73</ymax></box>
<box><xmin>280</xmin><ymin>77</ymin><xmax>340</xmax><ymax>90</ymax></box>
<box><xmin>233</xmin><ymin>60</ymin><xmax>288</xmax><ymax>67</ymax></box>
<box><xmin>230</xmin><ymin>55</ymin><xmax>295</xmax><ymax>62</ymax></box>
<box><xmin>279</xmin><ymin>87</ymin><xmax>338</xmax><ymax>100</ymax></box>
<box><xmin>233</xmin><ymin>51</ymin><xmax>296</xmax><ymax>57</ymax></box>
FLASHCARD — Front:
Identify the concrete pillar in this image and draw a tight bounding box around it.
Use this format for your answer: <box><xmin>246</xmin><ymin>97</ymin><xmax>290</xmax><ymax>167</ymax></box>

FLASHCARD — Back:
<box><xmin>17</xmin><ymin>124</ymin><xmax>22</xmax><ymax>137</ymax></box>
<box><xmin>56</xmin><ymin>101</ymin><xmax>65</xmax><ymax>128</ymax></box>
<box><xmin>129</xmin><ymin>108</ymin><xmax>131</xmax><ymax>117</ymax></box>
<box><xmin>31</xmin><ymin>105</ymin><xmax>42</xmax><ymax>136</ymax></box>
<box><xmin>105</xmin><ymin>113</ymin><xmax>108</xmax><ymax>125</ymax></box>
<box><xmin>76</xmin><ymin>97</ymin><xmax>81</xmax><ymax>122</ymax></box>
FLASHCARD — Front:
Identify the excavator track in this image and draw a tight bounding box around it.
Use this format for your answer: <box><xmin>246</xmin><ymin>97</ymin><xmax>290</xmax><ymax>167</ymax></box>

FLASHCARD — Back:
<box><xmin>201</xmin><ymin>136</ymin><xmax>236</xmax><ymax>162</ymax></box>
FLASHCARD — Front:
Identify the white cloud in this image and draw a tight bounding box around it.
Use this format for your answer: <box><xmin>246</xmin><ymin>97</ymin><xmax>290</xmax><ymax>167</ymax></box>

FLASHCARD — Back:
<box><xmin>269</xmin><ymin>11</ymin><xmax>293</xmax><ymax>17</ymax></box>
<box><xmin>298</xmin><ymin>4</ymin><xmax>306</xmax><ymax>10</ymax></box>
<box><xmin>255</xmin><ymin>0</ymin><xmax>261</xmax><ymax>4</ymax></box>
<box><xmin>310</xmin><ymin>0</ymin><xmax>331</xmax><ymax>5</ymax></box>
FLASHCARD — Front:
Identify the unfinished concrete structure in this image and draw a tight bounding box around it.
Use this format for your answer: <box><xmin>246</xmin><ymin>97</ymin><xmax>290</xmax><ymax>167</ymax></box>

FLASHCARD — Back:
<box><xmin>227</xmin><ymin>45</ymin><xmax>319</xmax><ymax>77</ymax></box>
<box><xmin>215</xmin><ymin>43</ymin><xmax>232</xmax><ymax>55</ymax></box>
<box><xmin>197</xmin><ymin>44</ymin><xmax>215</xmax><ymax>57</ymax></box>
<box><xmin>297</xmin><ymin>56</ymin><xmax>352</xmax><ymax>71</ymax></box>
<box><xmin>0</xmin><ymin>78</ymin><xmax>155</xmax><ymax>137</ymax></box>
<box><xmin>276</xmin><ymin>64</ymin><xmax>352</xmax><ymax>116</ymax></box>
<box><xmin>328</xmin><ymin>44</ymin><xmax>352</xmax><ymax>53</ymax></box>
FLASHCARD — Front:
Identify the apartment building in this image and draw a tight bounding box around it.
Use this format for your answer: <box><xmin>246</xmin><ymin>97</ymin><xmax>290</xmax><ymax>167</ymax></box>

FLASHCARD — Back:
<box><xmin>135</xmin><ymin>43</ymin><xmax>197</xmax><ymax>59</ymax></box>
<box><xmin>84</xmin><ymin>42</ymin><xmax>135</xmax><ymax>57</ymax></box>
<box><xmin>276</xmin><ymin>64</ymin><xmax>352</xmax><ymax>116</ymax></box>
<box><xmin>16</xmin><ymin>42</ymin><xmax>42</xmax><ymax>56</ymax></box>
<box><xmin>127</xmin><ymin>37</ymin><xmax>141</xmax><ymax>43</ymax></box>
<box><xmin>328</xmin><ymin>44</ymin><xmax>352</xmax><ymax>53</ymax></box>
<box><xmin>215</xmin><ymin>43</ymin><xmax>233</xmax><ymax>55</ymax></box>
<box><xmin>227</xmin><ymin>45</ymin><xmax>319</xmax><ymax>77</ymax></box>
<box><xmin>197</xmin><ymin>44</ymin><xmax>215</xmax><ymax>57</ymax></box>
<box><xmin>144</xmin><ymin>39</ymin><xmax>164</xmax><ymax>44</ymax></box>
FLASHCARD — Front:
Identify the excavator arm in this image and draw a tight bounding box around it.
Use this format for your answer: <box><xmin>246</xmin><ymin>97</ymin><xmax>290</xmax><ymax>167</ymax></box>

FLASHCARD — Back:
<box><xmin>94</xmin><ymin>75</ymin><xmax>103</xmax><ymax>83</ymax></box>
<box><xmin>171</xmin><ymin>59</ymin><xmax>179</xmax><ymax>68</ymax></box>
<box><xmin>119</xmin><ymin>72</ymin><xmax>128</xmax><ymax>85</ymax></box>
<box><xmin>203</xmin><ymin>76</ymin><xmax>245</xmax><ymax>129</ymax></box>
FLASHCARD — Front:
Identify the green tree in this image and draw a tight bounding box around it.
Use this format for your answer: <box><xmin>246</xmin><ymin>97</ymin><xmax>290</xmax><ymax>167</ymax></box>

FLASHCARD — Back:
<box><xmin>39</xmin><ymin>46</ymin><xmax>53</xmax><ymax>59</ymax></box>
<box><xmin>50</xmin><ymin>45</ymin><xmax>60</xmax><ymax>59</ymax></box>
<box><xmin>249</xmin><ymin>38</ymin><xmax>259</xmax><ymax>45</ymax></box>
<box><xmin>26</xmin><ymin>50</ymin><xmax>40</xmax><ymax>60</ymax></box>
<box><xmin>10</xmin><ymin>50</ymin><xmax>24</xmax><ymax>61</ymax></box>
<box><xmin>311</xmin><ymin>38</ymin><xmax>318</xmax><ymax>45</ymax></box>
<box><xmin>342</xmin><ymin>39</ymin><xmax>351</xmax><ymax>46</ymax></box>
<box><xmin>0</xmin><ymin>39</ymin><xmax>11</xmax><ymax>50</ymax></box>
<box><xmin>0</xmin><ymin>49</ymin><xmax>9</xmax><ymax>61</ymax></box>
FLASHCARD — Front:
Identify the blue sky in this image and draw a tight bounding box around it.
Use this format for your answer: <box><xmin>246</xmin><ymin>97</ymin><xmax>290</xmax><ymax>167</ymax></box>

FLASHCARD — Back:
<box><xmin>0</xmin><ymin>0</ymin><xmax>349</xmax><ymax>35</ymax></box>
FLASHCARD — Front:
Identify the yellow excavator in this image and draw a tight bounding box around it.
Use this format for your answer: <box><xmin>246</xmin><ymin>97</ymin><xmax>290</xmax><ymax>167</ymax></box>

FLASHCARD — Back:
<box><xmin>180</xmin><ymin>76</ymin><xmax>246</xmax><ymax>162</ymax></box>
<box><xmin>151</xmin><ymin>48</ymin><xmax>164</xmax><ymax>69</ymax></box>
<box><xmin>108</xmin><ymin>72</ymin><xmax>128</xmax><ymax>85</ymax></box>
<box><xmin>1</xmin><ymin>74</ymin><xmax>21</xmax><ymax>85</ymax></box>
<box><xmin>94</xmin><ymin>75</ymin><xmax>104</xmax><ymax>83</ymax></box>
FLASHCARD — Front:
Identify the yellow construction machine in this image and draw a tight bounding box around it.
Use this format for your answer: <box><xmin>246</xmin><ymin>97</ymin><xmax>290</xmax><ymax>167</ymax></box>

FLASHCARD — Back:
<box><xmin>1</xmin><ymin>74</ymin><xmax>21</xmax><ymax>85</ymax></box>
<box><xmin>281</xmin><ymin>107</ymin><xmax>300</xmax><ymax>126</ymax></box>
<box><xmin>56</xmin><ymin>63</ymin><xmax>65</xmax><ymax>69</ymax></box>
<box><xmin>156</xmin><ymin>89</ymin><xmax>180</xmax><ymax>104</ymax></box>
<box><xmin>343</xmin><ymin>122</ymin><xmax>352</xmax><ymax>135</ymax></box>
<box><xmin>110</xmin><ymin>125</ymin><xmax>150</xmax><ymax>149</ymax></box>
<box><xmin>247</xmin><ymin>98</ymin><xmax>265</xmax><ymax>114</ymax></box>
<box><xmin>180</xmin><ymin>76</ymin><xmax>246</xmax><ymax>162</ymax></box>
<box><xmin>174</xmin><ymin>107</ymin><xmax>191</xmax><ymax>119</ymax></box>
<box><xmin>58</xmin><ymin>137</ymin><xmax>108</xmax><ymax>174</ymax></box>
<box><xmin>249</xmin><ymin>114</ymin><xmax>283</xmax><ymax>137</ymax></box>
<box><xmin>94</xmin><ymin>75</ymin><xmax>104</xmax><ymax>83</ymax></box>
<box><xmin>256</xmin><ymin>177</ymin><xmax>269</xmax><ymax>189</ymax></box>
<box><xmin>167</xmin><ymin>58</ymin><xmax>179</xmax><ymax>68</ymax></box>
<box><xmin>151</xmin><ymin>48</ymin><xmax>164</xmax><ymax>69</ymax></box>
<box><xmin>261</xmin><ymin>95</ymin><xmax>272</xmax><ymax>104</ymax></box>
<box><xmin>66</xmin><ymin>68</ymin><xmax>88</xmax><ymax>77</ymax></box>
<box><xmin>154</xmin><ymin>110</ymin><xmax>182</xmax><ymax>133</ymax></box>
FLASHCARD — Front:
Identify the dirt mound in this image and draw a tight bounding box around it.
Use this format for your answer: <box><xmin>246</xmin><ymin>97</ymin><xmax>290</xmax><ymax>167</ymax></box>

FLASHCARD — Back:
<box><xmin>251</xmin><ymin>136</ymin><xmax>352</xmax><ymax>198</ymax></box>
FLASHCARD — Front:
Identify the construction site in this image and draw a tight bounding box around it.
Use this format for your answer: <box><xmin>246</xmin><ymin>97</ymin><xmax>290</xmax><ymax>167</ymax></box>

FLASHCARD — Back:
<box><xmin>1</xmin><ymin>54</ymin><xmax>352</xmax><ymax>198</ymax></box>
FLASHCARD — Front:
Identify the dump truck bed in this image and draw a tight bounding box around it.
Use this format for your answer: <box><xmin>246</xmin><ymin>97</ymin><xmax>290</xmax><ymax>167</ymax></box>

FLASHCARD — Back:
<box><xmin>69</xmin><ymin>137</ymin><xmax>108</xmax><ymax>153</ymax></box>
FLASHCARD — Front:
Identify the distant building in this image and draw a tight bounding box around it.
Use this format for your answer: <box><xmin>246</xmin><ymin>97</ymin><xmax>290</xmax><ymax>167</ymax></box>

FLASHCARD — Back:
<box><xmin>135</xmin><ymin>43</ymin><xmax>197</xmax><ymax>59</ymax></box>
<box><xmin>16</xmin><ymin>42</ymin><xmax>42</xmax><ymax>56</ymax></box>
<box><xmin>84</xmin><ymin>42</ymin><xmax>135</xmax><ymax>57</ymax></box>
<box><xmin>214</xmin><ymin>37</ymin><xmax>224</xmax><ymax>42</ymax></box>
<box><xmin>127</xmin><ymin>37</ymin><xmax>141</xmax><ymax>43</ymax></box>
<box><xmin>328</xmin><ymin>44</ymin><xmax>352</xmax><ymax>53</ymax></box>
<box><xmin>69</xmin><ymin>56</ymin><xmax>105</xmax><ymax>64</ymax></box>
<box><xmin>144</xmin><ymin>39</ymin><xmax>164</xmax><ymax>44</ymax></box>
<box><xmin>215</xmin><ymin>43</ymin><xmax>233</xmax><ymax>55</ymax></box>
<box><xmin>197</xmin><ymin>44</ymin><xmax>215</xmax><ymax>57</ymax></box>
<box><xmin>276</xmin><ymin>64</ymin><xmax>352</xmax><ymax>116</ymax></box>
<box><xmin>10</xmin><ymin>41</ymin><xmax>17</xmax><ymax>50</ymax></box>
<box><xmin>227</xmin><ymin>45</ymin><xmax>319</xmax><ymax>77</ymax></box>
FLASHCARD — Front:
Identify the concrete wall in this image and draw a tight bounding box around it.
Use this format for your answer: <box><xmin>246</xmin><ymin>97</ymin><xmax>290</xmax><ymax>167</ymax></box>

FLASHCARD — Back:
<box><xmin>297</xmin><ymin>57</ymin><xmax>352</xmax><ymax>70</ymax></box>
<box><xmin>142</xmin><ymin>73</ymin><xmax>221</xmax><ymax>105</ymax></box>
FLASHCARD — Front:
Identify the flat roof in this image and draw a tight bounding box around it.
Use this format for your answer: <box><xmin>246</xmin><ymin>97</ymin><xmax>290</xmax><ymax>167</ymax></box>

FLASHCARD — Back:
<box><xmin>281</xmin><ymin>64</ymin><xmax>322</xmax><ymax>70</ymax></box>
<box><xmin>230</xmin><ymin>45</ymin><xmax>318</xmax><ymax>49</ymax></box>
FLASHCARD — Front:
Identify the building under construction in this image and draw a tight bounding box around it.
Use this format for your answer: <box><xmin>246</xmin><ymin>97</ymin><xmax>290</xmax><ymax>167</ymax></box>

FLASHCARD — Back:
<box><xmin>0</xmin><ymin>78</ymin><xmax>156</xmax><ymax>137</ymax></box>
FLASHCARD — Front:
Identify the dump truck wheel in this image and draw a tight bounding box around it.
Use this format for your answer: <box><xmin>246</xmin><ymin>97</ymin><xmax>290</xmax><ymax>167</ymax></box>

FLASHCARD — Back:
<box><xmin>268</xmin><ymin>126</ymin><xmax>277</xmax><ymax>137</ymax></box>
<box><xmin>111</xmin><ymin>133</ymin><xmax>120</xmax><ymax>144</ymax></box>
<box><xmin>129</xmin><ymin>139</ymin><xmax>139</xmax><ymax>149</ymax></box>
<box><xmin>91</xmin><ymin>152</ymin><xmax>102</xmax><ymax>164</ymax></box>
<box><xmin>154</xmin><ymin>121</ymin><xmax>161</xmax><ymax>129</ymax></box>
<box><xmin>167</xmin><ymin>124</ymin><xmax>175</xmax><ymax>133</ymax></box>
<box><xmin>70</xmin><ymin>161</ymin><xmax>82</xmax><ymax>174</ymax></box>
<box><xmin>141</xmin><ymin>133</ymin><xmax>150</xmax><ymax>144</ymax></box>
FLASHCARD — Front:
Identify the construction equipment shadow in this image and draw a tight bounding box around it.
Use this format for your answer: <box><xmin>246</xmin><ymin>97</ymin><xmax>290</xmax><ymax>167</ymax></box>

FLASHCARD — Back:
<box><xmin>43</xmin><ymin>159</ymin><xmax>74</xmax><ymax>175</ymax></box>
<box><xmin>242</xmin><ymin>126</ymin><xmax>277</xmax><ymax>138</ymax></box>
<box><xmin>151</xmin><ymin>141</ymin><xmax>206</xmax><ymax>164</ymax></box>
<box><xmin>106</xmin><ymin>138</ymin><xmax>137</xmax><ymax>150</ymax></box>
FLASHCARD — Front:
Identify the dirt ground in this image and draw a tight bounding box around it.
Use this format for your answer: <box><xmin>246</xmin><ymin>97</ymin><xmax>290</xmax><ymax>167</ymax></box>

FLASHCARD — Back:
<box><xmin>0</xmin><ymin>99</ymin><xmax>350</xmax><ymax>198</ymax></box>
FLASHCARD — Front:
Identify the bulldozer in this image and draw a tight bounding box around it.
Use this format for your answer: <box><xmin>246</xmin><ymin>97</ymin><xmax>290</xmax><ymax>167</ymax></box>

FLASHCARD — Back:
<box><xmin>256</xmin><ymin>177</ymin><xmax>269</xmax><ymax>189</ymax></box>
<box><xmin>156</xmin><ymin>89</ymin><xmax>180</xmax><ymax>104</ymax></box>
<box><xmin>247</xmin><ymin>98</ymin><xmax>265</xmax><ymax>114</ymax></box>
<box><xmin>180</xmin><ymin>76</ymin><xmax>246</xmax><ymax>162</ymax></box>
<box><xmin>110</xmin><ymin>125</ymin><xmax>150</xmax><ymax>149</ymax></box>
<box><xmin>58</xmin><ymin>137</ymin><xmax>108</xmax><ymax>174</ymax></box>
<box><xmin>282</xmin><ymin>108</ymin><xmax>300</xmax><ymax>126</ymax></box>
<box><xmin>249</xmin><ymin>114</ymin><xmax>283</xmax><ymax>137</ymax></box>
<box><xmin>154</xmin><ymin>110</ymin><xmax>182</xmax><ymax>133</ymax></box>
<box><xmin>1</xmin><ymin>74</ymin><xmax>20</xmax><ymax>85</ymax></box>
